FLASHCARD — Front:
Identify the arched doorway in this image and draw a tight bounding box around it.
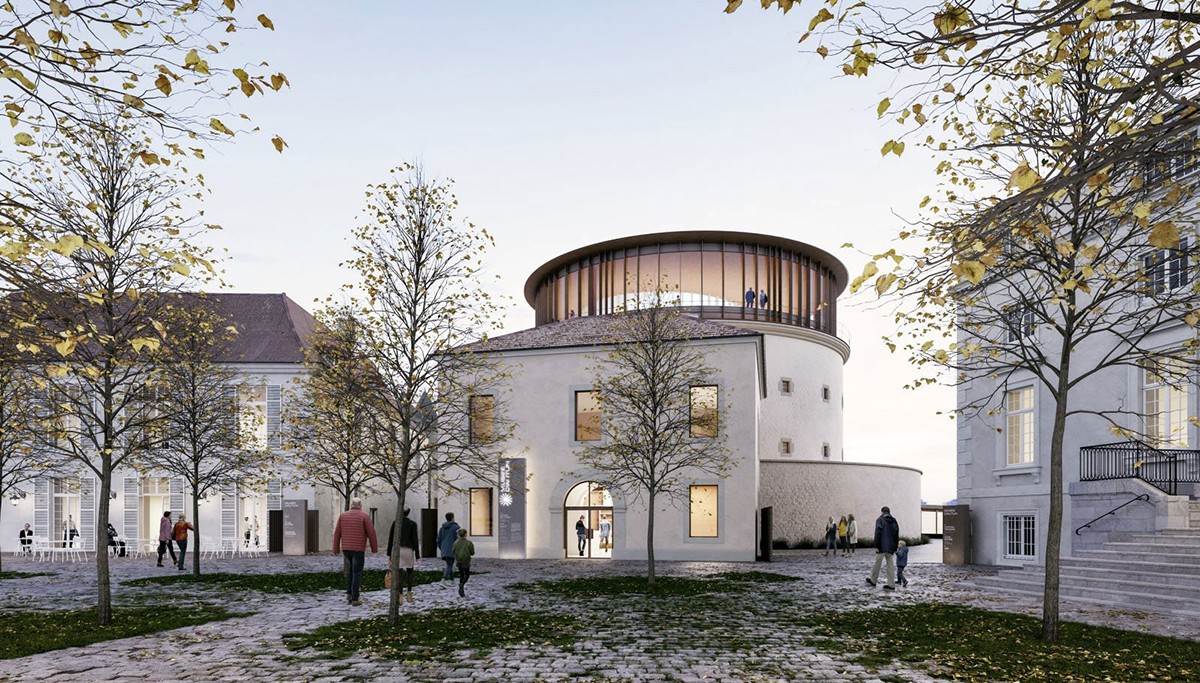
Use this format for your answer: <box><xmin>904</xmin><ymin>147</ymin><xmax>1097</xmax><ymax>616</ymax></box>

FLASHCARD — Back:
<box><xmin>564</xmin><ymin>481</ymin><xmax>613</xmax><ymax>559</ymax></box>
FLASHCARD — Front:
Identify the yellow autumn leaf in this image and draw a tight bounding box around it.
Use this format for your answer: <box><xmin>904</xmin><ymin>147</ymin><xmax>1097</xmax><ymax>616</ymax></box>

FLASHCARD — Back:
<box><xmin>1132</xmin><ymin>203</ymin><xmax>1152</xmax><ymax>220</ymax></box>
<box><xmin>988</xmin><ymin>125</ymin><xmax>1005</xmax><ymax>141</ymax></box>
<box><xmin>258</xmin><ymin>14</ymin><xmax>275</xmax><ymax>30</ymax></box>
<box><xmin>171</xmin><ymin>262</ymin><xmax>192</xmax><ymax>276</ymax></box>
<box><xmin>1148</xmin><ymin>221</ymin><xmax>1180</xmax><ymax>249</ymax></box>
<box><xmin>130</xmin><ymin>337</ymin><xmax>162</xmax><ymax>353</ymax></box>
<box><xmin>51</xmin><ymin>234</ymin><xmax>85</xmax><ymax>256</ymax></box>
<box><xmin>1045</xmin><ymin>70</ymin><xmax>1064</xmax><ymax>85</ymax></box>
<box><xmin>955</xmin><ymin>260</ymin><xmax>986</xmax><ymax>284</ymax></box>
<box><xmin>155</xmin><ymin>74</ymin><xmax>172</xmax><ymax>96</ymax></box>
<box><xmin>816</xmin><ymin>45</ymin><xmax>829</xmax><ymax>58</ymax></box>
<box><xmin>49</xmin><ymin>0</ymin><xmax>70</xmax><ymax>18</ymax></box>
<box><xmin>875</xmin><ymin>273</ymin><xmax>898</xmax><ymax>296</ymax></box>
<box><xmin>13</xmin><ymin>132</ymin><xmax>33</xmax><ymax>146</ymax></box>
<box><xmin>808</xmin><ymin>8</ymin><xmax>834</xmax><ymax>31</ymax></box>
<box><xmin>1008</xmin><ymin>164</ymin><xmax>1041</xmax><ymax>191</ymax></box>
<box><xmin>724</xmin><ymin>0</ymin><xmax>743</xmax><ymax>13</ymax></box>
<box><xmin>54</xmin><ymin>338</ymin><xmax>76</xmax><ymax>357</ymax></box>
<box><xmin>849</xmin><ymin>261</ymin><xmax>879</xmax><ymax>294</ymax></box>
<box><xmin>877</xmin><ymin>98</ymin><xmax>891</xmax><ymax>118</ymax></box>
<box><xmin>210</xmin><ymin>118</ymin><xmax>234</xmax><ymax>136</ymax></box>
<box><xmin>271</xmin><ymin>135</ymin><xmax>287</xmax><ymax>153</ymax></box>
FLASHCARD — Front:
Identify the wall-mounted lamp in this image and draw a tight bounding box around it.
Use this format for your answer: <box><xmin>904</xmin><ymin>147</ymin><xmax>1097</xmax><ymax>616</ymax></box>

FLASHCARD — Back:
<box><xmin>9</xmin><ymin>489</ymin><xmax>28</xmax><ymax>506</ymax></box>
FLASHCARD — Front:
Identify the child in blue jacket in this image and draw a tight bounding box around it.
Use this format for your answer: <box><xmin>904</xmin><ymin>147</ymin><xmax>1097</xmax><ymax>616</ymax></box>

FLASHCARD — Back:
<box><xmin>896</xmin><ymin>540</ymin><xmax>910</xmax><ymax>587</ymax></box>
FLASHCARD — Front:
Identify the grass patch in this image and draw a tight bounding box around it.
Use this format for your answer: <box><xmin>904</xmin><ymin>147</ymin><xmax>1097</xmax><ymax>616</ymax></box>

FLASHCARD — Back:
<box><xmin>0</xmin><ymin>603</ymin><xmax>241</xmax><ymax>659</ymax></box>
<box><xmin>124</xmin><ymin>569</ymin><xmax>443</xmax><ymax>594</ymax></box>
<box><xmin>0</xmin><ymin>571</ymin><xmax>53</xmax><ymax>580</ymax></box>
<box><xmin>512</xmin><ymin>571</ymin><xmax>801</xmax><ymax>597</ymax></box>
<box><xmin>283</xmin><ymin>608</ymin><xmax>578</xmax><ymax>659</ymax></box>
<box><xmin>798</xmin><ymin>602</ymin><xmax>1200</xmax><ymax>682</ymax></box>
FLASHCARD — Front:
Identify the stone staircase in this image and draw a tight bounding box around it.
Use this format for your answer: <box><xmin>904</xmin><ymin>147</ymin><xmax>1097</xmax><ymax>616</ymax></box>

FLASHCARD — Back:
<box><xmin>969</xmin><ymin>506</ymin><xmax>1200</xmax><ymax>616</ymax></box>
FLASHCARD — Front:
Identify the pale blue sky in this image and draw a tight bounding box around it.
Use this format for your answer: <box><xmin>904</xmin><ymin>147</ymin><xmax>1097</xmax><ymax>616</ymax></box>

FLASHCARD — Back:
<box><xmin>201</xmin><ymin>1</ymin><xmax>956</xmax><ymax>504</ymax></box>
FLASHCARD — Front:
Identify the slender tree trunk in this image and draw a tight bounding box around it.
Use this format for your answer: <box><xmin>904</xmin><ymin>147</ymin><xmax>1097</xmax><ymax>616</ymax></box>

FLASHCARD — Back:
<box><xmin>388</xmin><ymin>488</ymin><xmax>407</xmax><ymax>626</ymax></box>
<box><xmin>0</xmin><ymin>500</ymin><xmax>6</xmax><ymax>573</ymax></box>
<box><xmin>1042</xmin><ymin>390</ymin><xmax>1069</xmax><ymax>643</ymax></box>
<box><xmin>192</xmin><ymin>489</ymin><xmax>202</xmax><ymax>576</ymax></box>
<box><xmin>646</xmin><ymin>492</ymin><xmax>656</xmax><ymax>586</ymax></box>
<box><xmin>96</xmin><ymin>467</ymin><xmax>113</xmax><ymax>625</ymax></box>
<box><xmin>343</xmin><ymin>488</ymin><xmax>352</xmax><ymax>578</ymax></box>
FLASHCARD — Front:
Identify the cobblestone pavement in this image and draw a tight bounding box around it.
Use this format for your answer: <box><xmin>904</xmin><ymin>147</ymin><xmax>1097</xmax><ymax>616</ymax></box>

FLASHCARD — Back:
<box><xmin>0</xmin><ymin>543</ymin><xmax>1195</xmax><ymax>682</ymax></box>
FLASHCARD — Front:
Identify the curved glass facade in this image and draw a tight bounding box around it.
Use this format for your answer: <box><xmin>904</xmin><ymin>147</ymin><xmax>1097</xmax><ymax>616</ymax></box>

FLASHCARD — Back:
<box><xmin>527</xmin><ymin>235</ymin><xmax>844</xmax><ymax>336</ymax></box>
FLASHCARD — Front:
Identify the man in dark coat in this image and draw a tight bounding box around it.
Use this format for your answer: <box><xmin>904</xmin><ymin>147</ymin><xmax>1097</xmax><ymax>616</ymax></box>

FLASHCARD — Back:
<box><xmin>866</xmin><ymin>506</ymin><xmax>900</xmax><ymax>590</ymax></box>
<box><xmin>387</xmin><ymin>507</ymin><xmax>421</xmax><ymax>603</ymax></box>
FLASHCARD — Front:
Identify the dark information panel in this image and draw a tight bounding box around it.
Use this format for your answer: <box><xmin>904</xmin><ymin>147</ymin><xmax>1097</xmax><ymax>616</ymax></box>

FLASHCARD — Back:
<box><xmin>283</xmin><ymin>499</ymin><xmax>308</xmax><ymax>556</ymax></box>
<box><xmin>942</xmin><ymin>504</ymin><xmax>971</xmax><ymax>565</ymax></box>
<box><xmin>497</xmin><ymin>458</ymin><xmax>526</xmax><ymax>559</ymax></box>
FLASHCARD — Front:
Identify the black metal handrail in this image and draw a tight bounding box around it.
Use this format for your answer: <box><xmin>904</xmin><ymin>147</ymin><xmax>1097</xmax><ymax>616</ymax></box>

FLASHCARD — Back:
<box><xmin>1075</xmin><ymin>494</ymin><xmax>1150</xmax><ymax>536</ymax></box>
<box><xmin>1079</xmin><ymin>440</ymin><xmax>1200</xmax><ymax>495</ymax></box>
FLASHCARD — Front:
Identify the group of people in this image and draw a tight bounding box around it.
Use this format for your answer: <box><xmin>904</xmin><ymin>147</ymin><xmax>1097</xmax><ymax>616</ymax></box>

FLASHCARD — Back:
<box><xmin>822</xmin><ymin>514</ymin><xmax>858</xmax><ymax>556</ymax></box>
<box><xmin>332</xmin><ymin>499</ymin><xmax>476</xmax><ymax>606</ymax></box>
<box><xmin>155</xmin><ymin>510</ymin><xmax>194</xmax><ymax>570</ymax></box>
<box><xmin>744</xmin><ymin>287</ymin><xmax>769</xmax><ymax>308</ymax></box>
<box><xmin>574</xmin><ymin>514</ymin><xmax>612</xmax><ymax>555</ymax></box>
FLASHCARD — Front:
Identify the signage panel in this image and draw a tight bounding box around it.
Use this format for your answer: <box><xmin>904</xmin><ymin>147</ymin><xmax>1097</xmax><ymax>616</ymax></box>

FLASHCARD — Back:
<box><xmin>282</xmin><ymin>499</ymin><xmax>308</xmax><ymax>556</ymax></box>
<box><xmin>497</xmin><ymin>458</ymin><xmax>526</xmax><ymax>559</ymax></box>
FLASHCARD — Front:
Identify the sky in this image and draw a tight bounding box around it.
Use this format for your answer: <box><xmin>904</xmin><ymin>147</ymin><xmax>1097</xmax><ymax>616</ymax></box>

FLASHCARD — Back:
<box><xmin>199</xmin><ymin>1</ymin><xmax>957</xmax><ymax>504</ymax></box>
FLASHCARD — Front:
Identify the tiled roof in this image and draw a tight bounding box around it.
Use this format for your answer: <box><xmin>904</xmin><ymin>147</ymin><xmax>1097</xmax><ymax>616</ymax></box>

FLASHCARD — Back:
<box><xmin>184</xmin><ymin>293</ymin><xmax>317</xmax><ymax>364</ymax></box>
<box><xmin>464</xmin><ymin>313</ymin><xmax>760</xmax><ymax>353</ymax></box>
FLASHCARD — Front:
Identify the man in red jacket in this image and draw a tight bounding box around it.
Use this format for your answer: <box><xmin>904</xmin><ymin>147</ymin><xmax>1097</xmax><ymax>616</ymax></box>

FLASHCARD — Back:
<box><xmin>332</xmin><ymin>497</ymin><xmax>378</xmax><ymax>606</ymax></box>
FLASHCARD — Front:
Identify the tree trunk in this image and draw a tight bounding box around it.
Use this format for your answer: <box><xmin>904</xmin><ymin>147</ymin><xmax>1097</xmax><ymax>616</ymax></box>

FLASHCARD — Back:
<box><xmin>388</xmin><ymin>488</ymin><xmax>407</xmax><ymax>626</ymax></box>
<box><xmin>192</xmin><ymin>490</ymin><xmax>202</xmax><ymax>576</ymax></box>
<box><xmin>646</xmin><ymin>492</ymin><xmax>656</xmax><ymax>586</ymax></box>
<box><xmin>0</xmin><ymin>500</ymin><xmax>6</xmax><ymax>573</ymax></box>
<box><xmin>1041</xmin><ymin>390</ymin><xmax>1068</xmax><ymax>643</ymax></box>
<box><xmin>96</xmin><ymin>469</ymin><xmax>113</xmax><ymax>625</ymax></box>
<box><xmin>343</xmin><ymin>489</ymin><xmax>352</xmax><ymax>579</ymax></box>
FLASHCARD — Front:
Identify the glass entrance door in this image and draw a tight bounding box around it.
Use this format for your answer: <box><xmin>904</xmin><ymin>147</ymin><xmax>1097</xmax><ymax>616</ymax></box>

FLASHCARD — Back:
<box><xmin>564</xmin><ymin>481</ymin><xmax>613</xmax><ymax>559</ymax></box>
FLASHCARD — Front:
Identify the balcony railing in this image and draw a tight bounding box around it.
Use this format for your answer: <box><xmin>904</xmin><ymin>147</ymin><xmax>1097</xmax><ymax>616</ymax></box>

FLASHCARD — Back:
<box><xmin>1079</xmin><ymin>440</ymin><xmax>1200</xmax><ymax>495</ymax></box>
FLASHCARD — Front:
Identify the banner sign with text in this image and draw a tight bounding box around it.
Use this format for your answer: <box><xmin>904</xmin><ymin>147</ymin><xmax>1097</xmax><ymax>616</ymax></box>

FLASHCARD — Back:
<box><xmin>497</xmin><ymin>458</ymin><xmax>526</xmax><ymax>559</ymax></box>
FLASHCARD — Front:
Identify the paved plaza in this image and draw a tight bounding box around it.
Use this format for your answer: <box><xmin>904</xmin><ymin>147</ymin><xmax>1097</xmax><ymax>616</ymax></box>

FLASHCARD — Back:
<box><xmin>1</xmin><ymin>543</ymin><xmax>1196</xmax><ymax>682</ymax></box>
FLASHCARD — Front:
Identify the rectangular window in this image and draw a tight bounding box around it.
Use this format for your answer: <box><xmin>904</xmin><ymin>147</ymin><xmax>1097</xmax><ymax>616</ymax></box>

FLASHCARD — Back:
<box><xmin>689</xmin><ymin>385</ymin><xmax>719</xmax><ymax>438</ymax></box>
<box><xmin>1003</xmin><ymin>514</ymin><xmax>1037</xmax><ymax>559</ymax></box>
<box><xmin>779</xmin><ymin>379</ymin><xmax>792</xmax><ymax>395</ymax></box>
<box><xmin>822</xmin><ymin>442</ymin><xmax>831</xmax><ymax>459</ymax></box>
<box><xmin>689</xmin><ymin>484</ymin><xmax>718</xmax><ymax>538</ymax></box>
<box><xmin>780</xmin><ymin>439</ymin><xmax>792</xmax><ymax>455</ymax></box>
<box><xmin>468</xmin><ymin>395</ymin><xmax>495</xmax><ymax>444</ymax></box>
<box><xmin>574</xmin><ymin>390</ymin><xmax>601</xmax><ymax>442</ymax></box>
<box><xmin>1143</xmin><ymin>359</ymin><xmax>1190</xmax><ymax>447</ymax></box>
<box><xmin>238</xmin><ymin>384</ymin><xmax>268</xmax><ymax>450</ymax></box>
<box><xmin>1006</xmin><ymin>308</ymin><xmax>1036</xmax><ymax>342</ymax></box>
<box><xmin>1004</xmin><ymin>387</ymin><xmax>1035</xmax><ymax>465</ymax></box>
<box><xmin>1143</xmin><ymin>238</ymin><xmax>1191</xmax><ymax>296</ymax></box>
<box><xmin>821</xmin><ymin>385</ymin><xmax>831</xmax><ymax>402</ymax></box>
<box><xmin>469</xmin><ymin>487</ymin><xmax>494</xmax><ymax>537</ymax></box>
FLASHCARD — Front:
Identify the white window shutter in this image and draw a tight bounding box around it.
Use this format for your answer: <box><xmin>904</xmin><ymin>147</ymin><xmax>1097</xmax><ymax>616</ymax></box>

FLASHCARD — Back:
<box><xmin>169</xmin><ymin>477</ymin><xmax>185</xmax><ymax>518</ymax></box>
<box><xmin>267</xmin><ymin>479</ymin><xmax>282</xmax><ymax>511</ymax></box>
<box><xmin>267</xmin><ymin>384</ymin><xmax>281</xmax><ymax>449</ymax></box>
<box><xmin>79</xmin><ymin>476</ymin><xmax>96</xmax><ymax>551</ymax></box>
<box><xmin>221</xmin><ymin>483</ymin><xmax>237</xmax><ymax>542</ymax></box>
<box><xmin>123</xmin><ymin>477</ymin><xmax>140</xmax><ymax>539</ymax></box>
<box><xmin>34</xmin><ymin>477</ymin><xmax>50</xmax><ymax>538</ymax></box>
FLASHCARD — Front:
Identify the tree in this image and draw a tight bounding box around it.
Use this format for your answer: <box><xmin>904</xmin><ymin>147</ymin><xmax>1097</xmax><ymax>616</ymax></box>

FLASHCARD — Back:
<box><xmin>6</xmin><ymin>111</ymin><xmax>212</xmax><ymax>624</ymax></box>
<box><xmin>346</xmin><ymin>163</ymin><xmax>512</xmax><ymax>626</ymax></box>
<box><xmin>289</xmin><ymin>306</ymin><xmax>376</xmax><ymax>514</ymax></box>
<box><xmin>726</xmin><ymin>0</ymin><xmax>1200</xmax><ymax>251</ymax></box>
<box><xmin>575</xmin><ymin>293</ymin><xmax>736</xmax><ymax>585</ymax></box>
<box><xmin>142</xmin><ymin>299</ymin><xmax>267</xmax><ymax>576</ymax></box>
<box><xmin>0</xmin><ymin>327</ymin><xmax>49</xmax><ymax>572</ymax></box>
<box><xmin>0</xmin><ymin>1</ymin><xmax>288</xmax><ymax>153</ymax></box>
<box><xmin>854</xmin><ymin>30</ymin><xmax>1200</xmax><ymax>642</ymax></box>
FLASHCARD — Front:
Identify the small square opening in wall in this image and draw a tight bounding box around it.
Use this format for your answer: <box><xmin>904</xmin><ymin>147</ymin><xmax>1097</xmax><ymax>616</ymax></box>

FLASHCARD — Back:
<box><xmin>822</xmin><ymin>385</ymin><xmax>831</xmax><ymax>402</ymax></box>
<box><xmin>779</xmin><ymin>439</ymin><xmax>793</xmax><ymax>455</ymax></box>
<box><xmin>822</xmin><ymin>443</ymin><xmax>831</xmax><ymax>459</ymax></box>
<box><xmin>779</xmin><ymin>378</ymin><xmax>792</xmax><ymax>395</ymax></box>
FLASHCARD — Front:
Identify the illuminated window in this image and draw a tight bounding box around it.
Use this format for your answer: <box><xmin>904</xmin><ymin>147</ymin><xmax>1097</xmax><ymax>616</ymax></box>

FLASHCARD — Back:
<box><xmin>574</xmin><ymin>390</ymin><xmax>601</xmax><ymax>441</ymax></box>
<box><xmin>469</xmin><ymin>487</ymin><xmax>493</xmax><ymax>537</ymax></box>
<box><xmin>689</xmin><ymin>485</ymin><xmax>718</xmax><ymax>538</ymax></box>
<box><xmin>469</xmin><ymin>395</ymin><xmax>495</xmax><ymax>444</ymax></box>
<box><xmin>1143</xmin><ymin>359</ymin><xmax>1189</xmax><ymax>447</ymax></box>
<box><xmin>689</xmin><ymin>385</ymin><xmax>718</xmax><ymax>438</ymax></box>
<box><xmin>1005</xmin><ymin>387</ymin><xmax>1035</xmax><ymax>465</ymax></box>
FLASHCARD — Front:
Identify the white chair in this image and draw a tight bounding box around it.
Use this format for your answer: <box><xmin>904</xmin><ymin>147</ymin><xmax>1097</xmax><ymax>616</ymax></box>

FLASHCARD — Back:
<box><xmin>31</xmin><ymin>537</ymin><xmax>50</xmax><ymax>562</ymax></box>
<box><xmin>240</xmin><ymin>542</ymin><xmax>265</xmax><ymax>558</ymax></box>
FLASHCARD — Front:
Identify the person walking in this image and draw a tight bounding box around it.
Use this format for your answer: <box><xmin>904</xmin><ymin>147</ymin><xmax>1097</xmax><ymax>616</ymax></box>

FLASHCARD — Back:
<box><xmin>172</xmin><ymin>514</ymin><xmax>194</xmax><ymax>571</ymax></box>
<box><xmin>575</xmin><ymin>515</ymin><xmax>588</xmax><ymax>556</ymax></box>
<box><xmin>156</xmin><ymin>511</ymin><xmax>177</xmax><ymax>567</ymax></box>
<box><xmin>896</xmin><ymin>540</ymin><xmax>910</xmax><ymax>587</ymax></box>
<box><xmin>386</xmin><ymin>507</ymin><xmax>420</xmax><ymax>604</ymax></box>
<box><xmin>452</xmin><ymin>528</ymin><xmax>475</xmax><ymax>597</ymax></box>
<box><xmin>744</xmin><ymin>287</ymin><xmax>756</xmax><ymax>308</ymax></box>
<box><xmin>847</xmin><ymin>514</ymin><xmax>858</xmax><ymax>554</ymax></box>
<box><xmin>332</xmin><ymin>497</ymin><xmax>379</xmax><ymax>606</ymax></box>
<box><xmin>837</xmin><ymin>516</ymin><xmax>849</xmax><ymax>556</ymax></box>
<box><xmin>866</xmin><ymin>506</ymin><xmax>900</xmax><ymax>590</ymax></box>
<box><xmin>823</xmin><ymin>516</ymin><xmax>837</xmax><ymax>557</ymax></box>
<box><xmin>435</xmin><ymin>512</ymin><xmax>461</xmax><ymax>583</ymax></box>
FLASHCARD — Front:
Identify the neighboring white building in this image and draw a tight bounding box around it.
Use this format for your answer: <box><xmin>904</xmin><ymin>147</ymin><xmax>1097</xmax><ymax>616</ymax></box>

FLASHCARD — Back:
<box><xmin>352</xmin><ymin>231</ymin><xmax>923</xmax><ymax>561</ymax></box>
<box><xmin>2</xmin><ymin>293</ymin><xmax>319</xmax><ymax>556</ymax></box>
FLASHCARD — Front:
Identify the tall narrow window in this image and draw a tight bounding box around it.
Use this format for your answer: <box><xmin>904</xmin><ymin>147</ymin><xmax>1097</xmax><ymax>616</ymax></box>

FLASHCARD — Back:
<box><xmin>689</xmin><ymin>485</ymin><xmax>719</xmax><ymax>538</ymax></box>
<box><xmin>1003</xmin><ymin>514</ymin><xmax>1036</xmax><ymax>559</ymax></box>
<box><xmin>469</xmin><ymin>487</ymin><xmax>494</xmax><ymax>536</ymax></box>
<box><xmin>689</xmin><ymin>385</ymin><xmax>719</xmax><ymax>438</ymax></box>
<box><xmin>1005</xmin><ymin>387</ymin><xmax>1035</xmax><ymax>465</ymax></box>
<box><xmin>574</xmin><ymin>390</ymin><xmax>601</xmax><ymax>441</ymax></box>
<box><xmin>238</xmin><ymin>384</ymin><xmax>268</xmax><ymax>450</ymax></box>
<box><xmin>1006</xmin><ymin>307</ymin><xmax>1036</xmax><ymax>342</ymax></box>
<box><xmin>1144</xmin><ymin>238</ymin><xmax>1191</xmax><ymax>296</ymax></box>
<box><xmin>1143</xmin><ymin>359</ymin><xmax>1189</xmax><ymax>447</ymax></box>
<box><xmin>469</xmin><ymin>395</ymin><xmax>495</xmax><ymax>444</ymax></box>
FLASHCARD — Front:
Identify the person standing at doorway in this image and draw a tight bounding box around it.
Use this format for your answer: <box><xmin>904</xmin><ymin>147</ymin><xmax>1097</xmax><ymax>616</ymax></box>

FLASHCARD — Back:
<box><xmin>436</xmin><ymin>512</ymin><xmax>461</xmax><ymax>583</ymax></box>
<box><xmin>67</xmin><ymin>516</ymin><xmax>78</xmax><ymax>547</ymax></box>
<box><xmin>172</xmin><ymin>514</ymin><xmax>194</xmax><ymax>571</ymax></box>
<box><xmin>866</xmin><ymin>506</ymin><xmax>900</xmax><ymax>590</ymax></box>
<box><xmin>243</xmin><ymin>516</ymin><xmax>251</xmax><ymax>548</ymax></box>
<box><xmin>575</xmin><ymin>515</ymin><xmax>588</xmax><ymax>556</ymax></box>
<box><xmin>156</xmin><ymin>511</ymin><xmax>177</xmax><ymax>567</ymax></box>
<box><xmin>332</xmin><ymin>497</ymin><xmax>378</xmax><ymax>606</ymax></box>
<box><xmin>599</xmin><ymin>515</ymin><xmax>612</xmax><ymax>551</ymax></box>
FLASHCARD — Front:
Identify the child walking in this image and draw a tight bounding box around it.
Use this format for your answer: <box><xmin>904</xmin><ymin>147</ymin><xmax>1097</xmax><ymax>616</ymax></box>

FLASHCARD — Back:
<box><xmin>896</xmin><ymin>540</ymin><xmax>910</xmax><ymax>587</ymax></box>
<box><xmin>452</xmin><ymin>528</ymin><xmax>475</xmax><ymax>597</ymax></box>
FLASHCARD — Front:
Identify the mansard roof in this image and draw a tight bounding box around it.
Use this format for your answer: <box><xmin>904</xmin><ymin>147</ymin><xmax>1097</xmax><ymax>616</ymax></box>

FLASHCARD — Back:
<box><xmin>464</xmin><ymin>312</ymin><xmax>760</xmax><ymax>354</ymax></box>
